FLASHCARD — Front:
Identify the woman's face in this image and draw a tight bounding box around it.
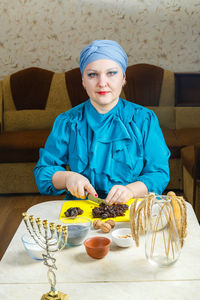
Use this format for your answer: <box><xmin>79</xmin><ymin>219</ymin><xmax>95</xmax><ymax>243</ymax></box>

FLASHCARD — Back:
<box><xmin>82</xmin><ymin>59</ymin><xmax>125</xmax><ymax>113</ymax></box>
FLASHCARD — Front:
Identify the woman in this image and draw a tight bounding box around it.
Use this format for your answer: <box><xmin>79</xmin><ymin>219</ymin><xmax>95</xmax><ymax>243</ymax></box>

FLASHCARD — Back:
<box><xmin>34</xmin><ymin>40</ymin><xmax>170</xmax><ymax>204</ymax></box>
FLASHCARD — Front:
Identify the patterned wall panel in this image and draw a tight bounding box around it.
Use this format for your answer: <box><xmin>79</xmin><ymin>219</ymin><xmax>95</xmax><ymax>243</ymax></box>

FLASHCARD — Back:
<box><xmin>0</xmin><ymin>0</ymin><xmax>200</xmax><ymax>79</ymax></box>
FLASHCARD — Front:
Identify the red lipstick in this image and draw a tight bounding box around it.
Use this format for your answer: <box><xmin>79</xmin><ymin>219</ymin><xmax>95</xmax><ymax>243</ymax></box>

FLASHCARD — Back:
<box><xmin>97</xmin><ymin>91</ymin><xmax>110</xmax><ymax>95</ymax></box>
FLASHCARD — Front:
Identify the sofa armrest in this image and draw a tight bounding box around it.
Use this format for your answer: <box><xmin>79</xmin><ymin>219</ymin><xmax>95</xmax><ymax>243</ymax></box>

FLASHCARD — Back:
<box><xmin>195</xmin><ymin>143</ymin><xmax>200</xmax><ymax>178</ymax></box>
<box><xmin>176</xmin><ymin>107</ymin><xmax>200</xmax><ymax>129</ymax></box>
<box><xmin>0</xmin><ymin>81</ymin><xmax>3</xmax><ymax>133</ymax></box>
<box><xmin>181</xmin><ymin>142</ymin><xmax>200</xmax><ymax>179</ymax></box>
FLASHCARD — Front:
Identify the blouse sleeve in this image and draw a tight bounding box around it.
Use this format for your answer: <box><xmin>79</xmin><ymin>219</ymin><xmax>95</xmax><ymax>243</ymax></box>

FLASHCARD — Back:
<box><xmin>34</xmin><ymin>114</ymin><xmax>69</xmax><ymax>195</ymax></box>
<box><xmin>134</xmin><ymin>110</ymin><xmax>171</xmax><ymax>194</ymax></box>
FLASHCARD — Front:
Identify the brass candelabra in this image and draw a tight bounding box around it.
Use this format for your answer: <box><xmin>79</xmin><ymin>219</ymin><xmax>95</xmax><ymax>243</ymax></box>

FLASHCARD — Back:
<box><xmin>22</xmin><ymin>212</ymin><xmax>69</xmax><ymax>300</ymax></box>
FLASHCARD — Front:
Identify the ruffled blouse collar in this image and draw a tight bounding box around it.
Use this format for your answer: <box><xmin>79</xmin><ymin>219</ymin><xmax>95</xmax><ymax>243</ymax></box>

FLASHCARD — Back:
<box><xmin>85</xmin><ymin>99</ymin><xmax>131</xmax><ymax>143</ymax></box>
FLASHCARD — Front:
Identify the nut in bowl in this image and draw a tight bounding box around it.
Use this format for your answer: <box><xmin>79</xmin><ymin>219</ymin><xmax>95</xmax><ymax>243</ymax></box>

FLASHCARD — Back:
<box><xmin>111</xmin><ymin>228</ymin><xmax>133</xmax><ymax>248</ymax></box>
<box><xmin>60</xmin><ymin>216</ymin><xmax>92</xmax><ymax>247</ymax></box>
<box><xmin>84</xmin><ymin>236</ymin><xmax>111</xmax><ymax>259</ymax></box>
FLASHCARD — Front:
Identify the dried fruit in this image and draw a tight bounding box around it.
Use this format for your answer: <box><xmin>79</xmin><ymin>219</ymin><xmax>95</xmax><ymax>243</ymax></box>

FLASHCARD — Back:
<box><xmin>64</xmin><ymin>207</ymin><xmax>83</xmax><ymax>217</ymax></box>
<box><xmin>92</xmin><ymin>203</ymin><xmax>128</xmax><ymax>219</ymax></box>
<box><xmin>100</xmin><ymin>222</ymin><xmax>111</xmax><ymax>233</ymax></box>
<box><xmin>93</xmin><ymin>219</ymin><xmax>102</xmax><ymax>229</ymax></box>
<box><xmin>105</xmin><ymin>220</ymin><xmax>115</xmax><ymax>228</ymax></box>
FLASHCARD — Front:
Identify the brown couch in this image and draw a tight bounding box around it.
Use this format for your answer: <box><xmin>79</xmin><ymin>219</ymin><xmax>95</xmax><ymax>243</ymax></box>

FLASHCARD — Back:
<box><xmin>1</xmin><ymin>64</ymin><xmax>200</xmax><ymax>194</ymax></box>
<box><xmin>181</xmin><ymin>143</ymin><xmax>200</xmax><ymax>221</ymax></box>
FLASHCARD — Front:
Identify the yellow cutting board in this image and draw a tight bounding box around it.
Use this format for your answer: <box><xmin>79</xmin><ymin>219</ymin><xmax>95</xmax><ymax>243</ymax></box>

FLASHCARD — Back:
<box><xmin>59</xmin><ymin>198</ymin><xmax>137</xmax><ymax>223</ymax></box>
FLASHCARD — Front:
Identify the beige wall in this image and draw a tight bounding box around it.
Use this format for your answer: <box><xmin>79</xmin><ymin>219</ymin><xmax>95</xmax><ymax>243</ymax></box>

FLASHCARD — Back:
<box><xmin>0</xmin><ymin>0</ymin><xmax>200</xmax><ymax>79</ymax></box>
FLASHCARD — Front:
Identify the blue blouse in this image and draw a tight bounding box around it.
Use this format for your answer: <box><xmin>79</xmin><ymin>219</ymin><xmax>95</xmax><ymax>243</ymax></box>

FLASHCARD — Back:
<box><xmin>34</xmin><ymin>98</ymin><xmax>170</xmax><ymax>198</ymax></box>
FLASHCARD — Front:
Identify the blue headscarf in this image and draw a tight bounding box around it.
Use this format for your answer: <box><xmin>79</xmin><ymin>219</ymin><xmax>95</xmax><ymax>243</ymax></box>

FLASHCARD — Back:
<box><xmin>79</xmin><ymin>40</ymin><xmax>128</xmax><ymax>76</ymax></box>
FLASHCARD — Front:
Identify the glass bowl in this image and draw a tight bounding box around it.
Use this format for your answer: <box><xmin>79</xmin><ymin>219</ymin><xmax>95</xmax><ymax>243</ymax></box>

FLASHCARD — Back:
<box><xmin>21</xmin><ymin>233</ymin><xmax>45</xmax><ymax>261</ymax></box>
<box><xmin>60</xmin><ymin>216</ymin><xmax>92</xmax><ymax>247</ymax></box>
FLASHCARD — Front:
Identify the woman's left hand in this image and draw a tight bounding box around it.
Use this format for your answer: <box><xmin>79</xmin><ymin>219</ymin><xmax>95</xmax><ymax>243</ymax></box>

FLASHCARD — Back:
<box><xmin>105</xmin><ymin>185</ymin><xmax>133</xmax><ymax>205</ymax></box>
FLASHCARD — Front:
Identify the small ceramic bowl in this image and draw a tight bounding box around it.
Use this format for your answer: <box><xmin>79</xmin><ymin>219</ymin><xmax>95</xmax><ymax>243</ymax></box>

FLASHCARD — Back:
<box><xmin>84</xmin><ymin>236</ymin><xmax>111</xmax><ymax>259</ymax></box>
<box><xmin>21</xmin><ymin>233</ymin><xmax>45</xmax><ymax>261</ymax></box>
<box><xmin>111</xmin><ymin>228</ymin><xmax>133</xmax><ymax>248</ymax></box>
<box><xmin>60</xmin><ymin>216</ymin><xmax>92</xmax><ymax>247</ymax></box>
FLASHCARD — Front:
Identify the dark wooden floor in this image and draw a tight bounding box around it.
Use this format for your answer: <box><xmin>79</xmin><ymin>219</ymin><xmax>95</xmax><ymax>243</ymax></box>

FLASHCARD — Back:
<box><xmin>0</xmin><ymin>193</ymin><xmax>65</xmax><ymax>260</ymax></box>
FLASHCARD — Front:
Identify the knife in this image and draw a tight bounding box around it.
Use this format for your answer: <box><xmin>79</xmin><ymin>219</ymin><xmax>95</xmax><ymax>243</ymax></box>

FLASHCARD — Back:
<box><xmin>86</xmin><ymin>193</ymin><xmax>110</xmax><ymax>206</ymax></box>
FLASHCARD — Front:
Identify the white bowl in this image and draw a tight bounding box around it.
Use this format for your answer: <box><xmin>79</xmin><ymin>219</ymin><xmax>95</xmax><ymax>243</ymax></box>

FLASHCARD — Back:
<box><xmin>111</xmin><ymin>228</ymin><xmax>133</xmax><ymax>248</ymax></box>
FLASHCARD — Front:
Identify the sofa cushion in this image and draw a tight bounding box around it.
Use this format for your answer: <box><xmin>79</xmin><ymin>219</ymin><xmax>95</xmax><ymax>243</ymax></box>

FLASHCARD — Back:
<box><xmin>161</xmin><ymin>128</ymin><xmax>180</xmax><ymax>159</ymax></box>
<box><xmin>148</xmin><ymin>106</ymin><xmax>175</xmax><ymax>129</ymax></box>
<box><xmin>181</xmin><ymin>145</ymin><xmax>195</xmax><ymax>177</ymax></box>
<box><xmin>4</xmin><ymin>109</ymin><xmax>64</xmax><ymax>132</ymax></box>
<box><xmin>65</xmin><ymin>68</ymin><xmax>88</xmax><ymax>107</ymax></box>
<box><xmin>0</xmin><ymin>130</ymin><xmax>50</xmax><ymax>163</ymax></box>
<box><xmin>162</xmin><ymin>128</ymin><xmax>200</xmax><ymax>159</ymax></box>
<box><xmin>10</xmin><ymin>67</ymin><xmax>54</xmax><ymax>110</ymax></box>
<box><xmin>176</xmin><ymin>107</ymin><xmax>200</xmax><ymax>129</ymax></box>
<box><xmin>176</xmin><ymin>128</ymin><xmax>200</xmax><ymax>146</ymax></box>
<box><xmin>159</xmin><ymin>69</ymin><xmax>175</xmax><ymax>106</ymax></box>
<box><xmin>123</xmin><ymin>64</ymin><xmax>164</xmax><ymax>106</ymax></box>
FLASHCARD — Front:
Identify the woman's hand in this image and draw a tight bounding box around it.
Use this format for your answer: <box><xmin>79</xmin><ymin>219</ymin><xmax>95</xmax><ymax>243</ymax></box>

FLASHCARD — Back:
<box><xmin>65</xmin><ymin>172</ymin><xmax>97</xmax><ymax>199</ymax></box>
<box><xmin>105</xmin><ymin>185</ymin><xmax>134</xmax><ymax>205</ymax></box>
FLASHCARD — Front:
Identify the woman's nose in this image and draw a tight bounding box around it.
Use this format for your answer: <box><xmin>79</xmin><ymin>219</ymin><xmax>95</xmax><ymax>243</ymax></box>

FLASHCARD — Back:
<box><xmin>98</xmin><ymin>75</ymin><xmax>107</xmax><ymax>87</ymax></box>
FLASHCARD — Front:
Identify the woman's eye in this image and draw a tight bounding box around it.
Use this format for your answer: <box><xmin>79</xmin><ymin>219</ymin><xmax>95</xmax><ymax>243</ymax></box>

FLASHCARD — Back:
<box><xmin>108</xmin><ymin>71</ymin><xmax>118</xmax><ymax>76</ymax></box>
<box><xmin>87</xmin><ymin>72</ymin><xmax>97</xmax><ymax>78</ymax></box>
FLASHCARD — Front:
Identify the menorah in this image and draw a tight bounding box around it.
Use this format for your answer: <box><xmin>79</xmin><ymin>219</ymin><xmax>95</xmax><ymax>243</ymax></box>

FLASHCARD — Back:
<box><xmin>22</xmin><ymin>212</ymin><xmax>69</xmax><ymax>300</ymax></box>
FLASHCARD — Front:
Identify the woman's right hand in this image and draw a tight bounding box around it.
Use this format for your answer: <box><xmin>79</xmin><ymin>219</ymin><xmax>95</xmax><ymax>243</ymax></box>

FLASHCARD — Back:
<box><xmin>65</xmin><ymin>172</ymin><xmax>97</xmax><ymax>199</ymax></box>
